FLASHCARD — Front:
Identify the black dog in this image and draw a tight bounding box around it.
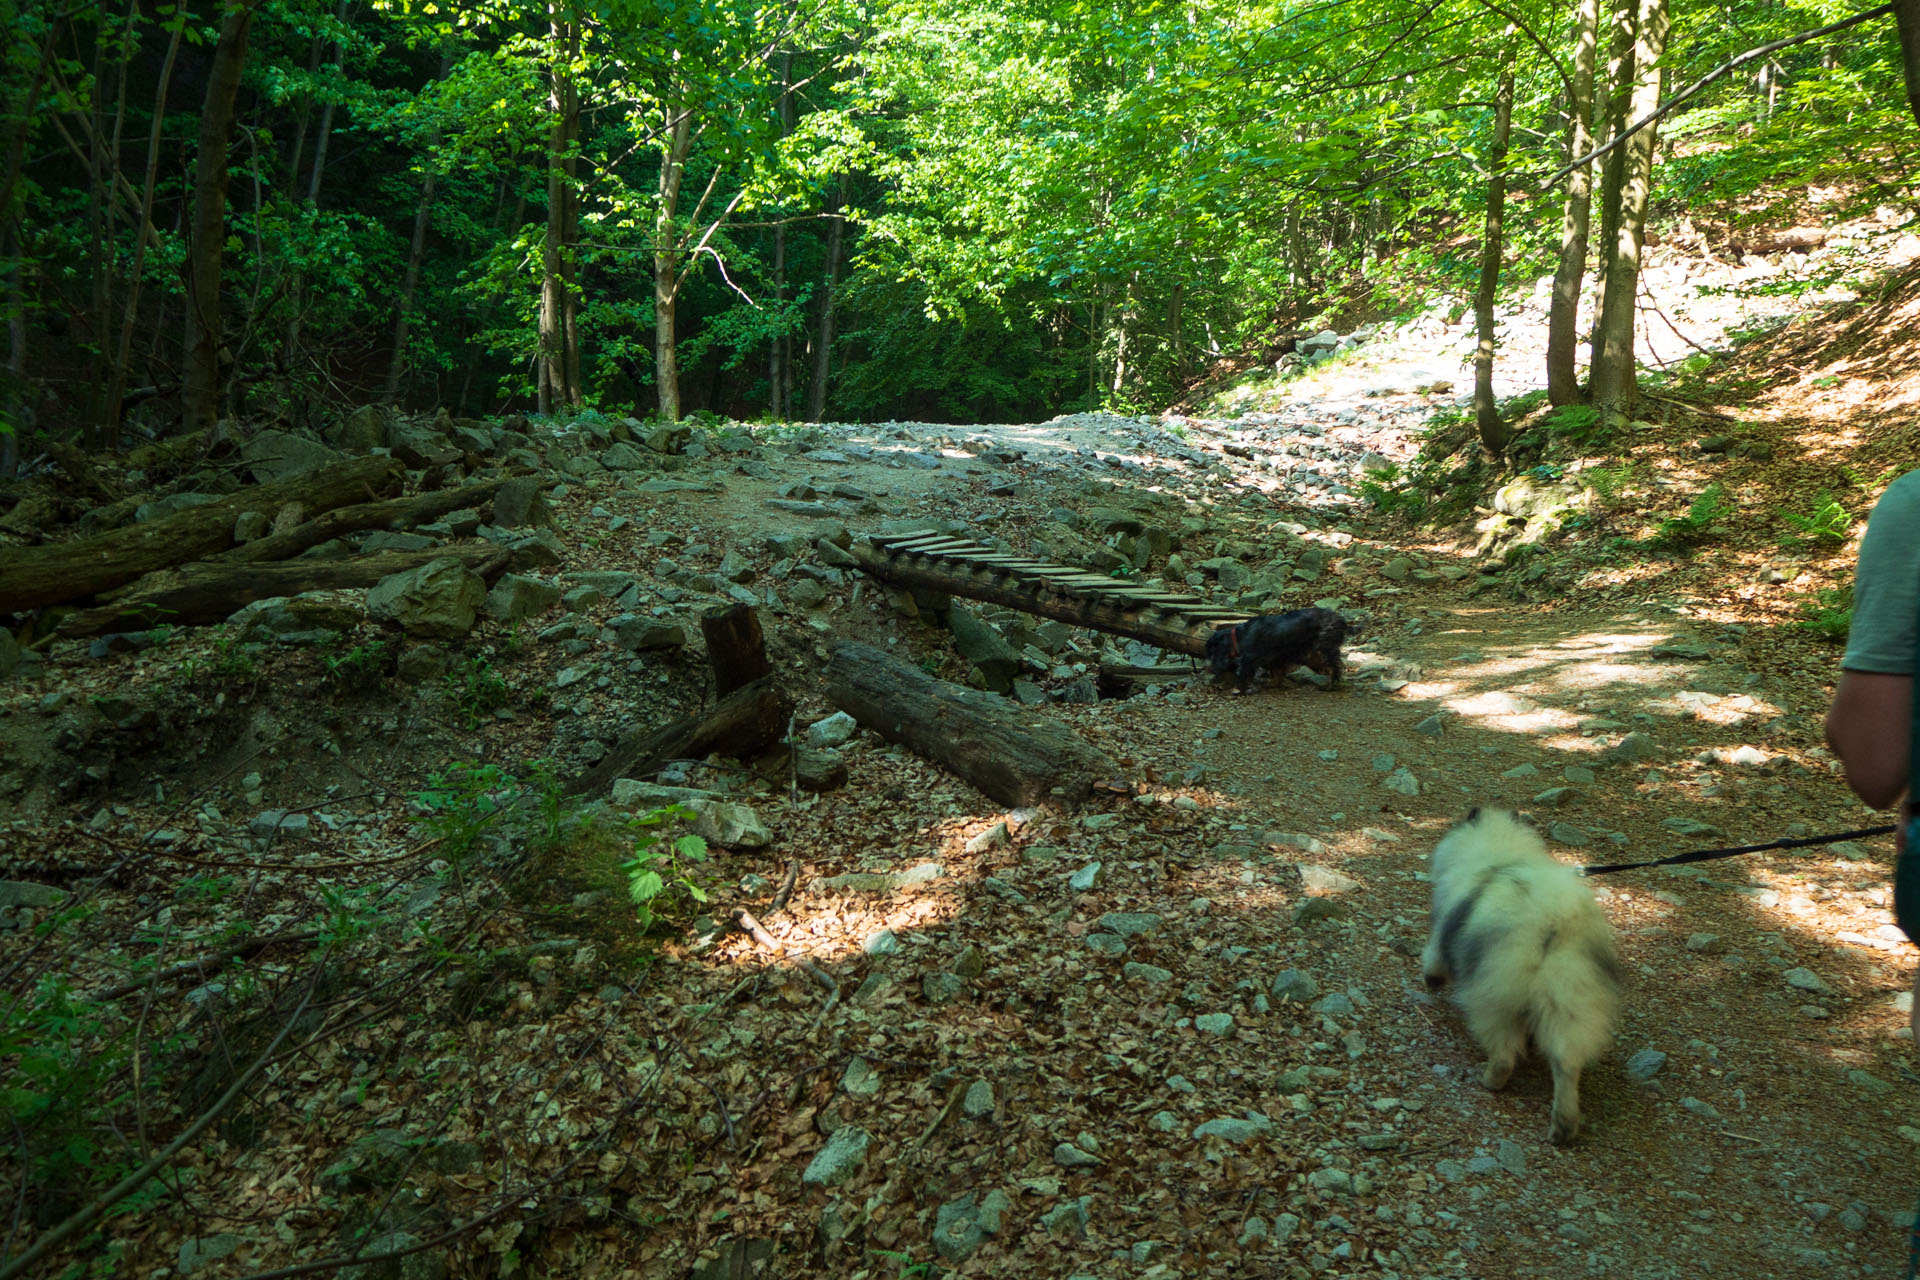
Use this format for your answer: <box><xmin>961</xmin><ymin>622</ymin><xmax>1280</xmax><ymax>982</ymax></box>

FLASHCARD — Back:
<box><xmin>1205</xmin><ymin>608</ymin><xmax>1356</xmax><ymax>693</ymax></box>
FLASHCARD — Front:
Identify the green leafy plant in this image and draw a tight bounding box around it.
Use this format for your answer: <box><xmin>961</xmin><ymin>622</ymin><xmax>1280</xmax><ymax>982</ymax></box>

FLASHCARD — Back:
<box><xmin>322</xmin><ymin>639</ymin><xmax>393</xmax><ymax>683</ymax></box>
<box><xmin>1648</xmin><ymin>483</ymin><xmax>1732</xmax><ymax>551</ymax></box>
<box><xmin>1794</xmin><ymin>585</ymin><xmax>1852</xmax><ymax>641</ymax></box>
<box><xmin>1542</xmin><ymin>403</ymin><xmax>1612</xmax><ymax>449</ymax></box>
<box><xmin>446</xmin><ymin>656</ymin><xmax>510</xmax><ymax>727</ymax></box>
<box><xmin>415</xmin><ymin>762</ymin><xmax>516</xmax><ymax>869</ymax></box>
<box><xmin>619</xmin><ymin>805</ymin><xmax>710</xmax><ymax>930</ymax></box>
<box><xmin>1357</xmin><ymin>462</ymin><xmax>1426</xmax><ymax>517</ymax></box>
<box><xmin>1780</xmin><ymin>491</ymin><xmax>1851</xmax><ymax>547</ymax></box>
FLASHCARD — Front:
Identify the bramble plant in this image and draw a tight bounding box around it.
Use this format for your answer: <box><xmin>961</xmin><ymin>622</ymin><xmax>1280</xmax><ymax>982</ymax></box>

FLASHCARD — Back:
<box><xmin>446</xmin><ymin>656</ymin><xmax>510</xmax><ymax>727</ymax></box>
<box><xmin>620</xmin><ymin>805</ymin><xmax>709</xmax><ymax>930</ymax></box>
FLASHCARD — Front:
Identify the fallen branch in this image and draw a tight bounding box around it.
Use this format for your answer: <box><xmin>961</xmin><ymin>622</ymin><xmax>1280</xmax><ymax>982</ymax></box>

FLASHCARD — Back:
<box><xmin>731</xmin><ymin>907</ymin><xmax>838</xmax><ymax>1010</ymax></box>
<box><xmin>91</xmin><ymin>929</ymin><xmax>322</xmax><ymax>1002</ymax></box>
<box><xmin>220</xmin><ymin>475</ymin><xmax>529</xmax><ymax>564</ymax></box>
<box><xmin>569</xmin><ymin>676</ymin><xmax>792</xmax><ymax>798</ymax></box>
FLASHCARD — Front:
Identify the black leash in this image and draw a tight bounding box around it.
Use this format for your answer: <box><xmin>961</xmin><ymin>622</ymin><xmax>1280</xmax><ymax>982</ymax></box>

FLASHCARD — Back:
<box><xmin>1580</xmin><ymin>824</ymin><xmax>1898</xmax><ymax>876</ymax></box>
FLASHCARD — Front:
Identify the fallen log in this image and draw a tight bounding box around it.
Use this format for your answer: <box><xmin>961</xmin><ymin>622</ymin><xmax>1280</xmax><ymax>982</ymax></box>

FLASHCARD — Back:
<box><xmin>570</xmin><ymin>676</ymin><xmax>794</xmax><ymax>797</ymax></box>
<box><xmin>851</xmin><ymin>541</ymin><xmax>1220</xmax><ymax>657</ymax></box>
<box><xmin>0</xmin><ymin>455</ymin><xmax>404</xmax><ymax>612</ymax></box>
<box><xmin>824</xmin><ymin>640</ymin><xmax>1121</xmax><ymax>808</ymax></box>
<box><xmin>220</xmin><ymin>474</ymin><xmax>524</xmax><ymax>564</ymax></box>
<box><xmin>55</xmin><ymin>544</ymin><xmax>509</xmax><ymax>637</ymax></box>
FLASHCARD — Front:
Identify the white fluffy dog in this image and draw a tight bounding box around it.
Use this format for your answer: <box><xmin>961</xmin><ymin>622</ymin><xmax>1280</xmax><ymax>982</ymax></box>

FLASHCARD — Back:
<box><xmin>1421</xmin><ymin>808</ymin><xmax>1622</xmax><ymax>1144</ymax></box>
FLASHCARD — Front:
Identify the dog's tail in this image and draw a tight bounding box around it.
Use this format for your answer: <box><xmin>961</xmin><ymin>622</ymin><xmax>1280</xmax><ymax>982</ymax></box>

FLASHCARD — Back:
<box><xmin>1526</xmin><ymin>938</ymin><xmax>1619</xmax><ymax>1075</ymax></box>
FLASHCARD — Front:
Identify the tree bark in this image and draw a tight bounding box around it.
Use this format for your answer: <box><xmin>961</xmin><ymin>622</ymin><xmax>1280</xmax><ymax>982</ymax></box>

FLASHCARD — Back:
<box><xmin>0</xmin><ymin>455</ymin><xmax>402</xmax><ymax>611</ymax></box>
<box><xmin>1589</xmin><ymin>0</ymin><xmax>1670</xmax><ymax>411</ymax></box>
<box><xmin>220</xmin><ymin>475</ymin><xmax>523</xmax><ymax>564</ymax></box>
<box><xmin>653</xmin><ymin>101</ymin><xmax>692</xmax><ymax>423</ymax></box>
<box><xmin>570</xmin><ymin>677</ymin><xmax>793</xmax><ymax>797</ymax></box>
<box><xmin>699</xmin><ymin>604</ymin><xmax>771</xmax><ymax>696</ymax></box>
<box><xmin>768</xmin><ymin>46</ymin><xmax>795</xmax><ymax>422</ymax></box>
<box><xmin>1546</xmin><ymin>0</ymin><xmax>1602</xmax><ymax>405</ymax></box>
<box><xmin>104</xmin><ymin>17</ymin><xmax>184</xmax><ymax>439</ymax></box>
<box><xmin>806</xmin><ymin>172</ymin><xmax>851</xmax><ymax>422</ymax></box>
<box><xmin>180</xmin><ymin>1</ymin><xmax>256</xmax><ymax>437</ymax></box>
<box><xmin>1896</xmin><ymin>0</ymin><xmax>1920</xmax><ymax>132</ymax></box>
<box><xmin>824</xmin><ymin>641</ymin><xmax>1121</xmax><ymax>808</ymax></box>
<box><xmin>57</xmin><ymin>544</ymin><xmax>510</xmax><ymax>637</ymax></box>
<box><xmin>1473</xmin><ymin>69</ymin><xmax>1516</xmax><ymax>454</ymax></box>
<box><xmin>1588</xmin><ymin>0</ymin><xmax>1639</xmax><ymax>360</ymax></box>
<box><xmin>539</xmin><ymin>9</ymin><xmax>582</xmax><ymax>414</ymax></box>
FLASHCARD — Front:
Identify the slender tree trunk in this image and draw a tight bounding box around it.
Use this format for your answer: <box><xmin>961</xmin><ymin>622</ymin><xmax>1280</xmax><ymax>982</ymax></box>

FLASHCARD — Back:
<box><xmin>1589</xmin><ymin>0</ymin><xmax>1638</xmax><ymax>359</ymax></box>
<box><xmin>1589</xmin><ymin>0</ymin><xmax>1670</xmax><ymax>411</ymax></box>
<box><xmin>1473</xmin><ymin>69</ymin><xmax>1515</xmax><ymax>454</ymax></box>
<box><xmin>539</xmin><ymin>8</ymin><xmax>582</xmax><ymax>414</ymax></box>
<box><xmin>1895</xmin><ymin>0</ymin><xmax>1920</xmax><ymax>132</ymax></box>
<box><xmin>1167</xmin><ymin>280</ymin><xmax>1185</xmax><ymax>382</ymax></box>
<box><xmin>652</xmin><ymin>101</ymin><xmax>691</xmax><ymax>423</ymax></box>
<box><xmin>384</xmin><ymin>48</ymin><xmax>452</xmax><ymax>406</ymax></box>
<box><xmin>805</xmin><ymin>172</ymin><xmax>849</xmax><ymax>422</ymax></box>
<box><xmin>1546</xmin><ymin>0</ymin><xmax>1601</xmax><ymax>405</ymax></box>
<box><xmin>2</xmin><ymin>225</ymin><xmax>22</xmax><ymax>478</ymax></box>
<box><xmin>103</xmin><ymin>17</ymin><xmax>184</xmax><ymax>438</ymax></box>
<box><xmin>768</xmin><ymin>46</ymin><xmax>794</xmax><ymax>422</ymax></box>
<box><xmin>181</xmin><ymin>2</ymin><xmax>256</xmax><ymax>437</ymax></box>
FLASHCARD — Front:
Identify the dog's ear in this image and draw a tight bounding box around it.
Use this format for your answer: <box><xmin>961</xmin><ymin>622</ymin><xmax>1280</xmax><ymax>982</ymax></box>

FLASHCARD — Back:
<box><xmin>1465</xmin><ymin>806</ymin><xmax>1481</xmax><ymax>823</ymax></box>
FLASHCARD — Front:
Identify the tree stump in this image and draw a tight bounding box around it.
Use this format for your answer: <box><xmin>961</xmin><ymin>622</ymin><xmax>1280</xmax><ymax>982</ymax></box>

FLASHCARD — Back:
<box><xmin>700</xmin><ymin>604</ymin><xmax>771</xmax><ymax>695</ymax></box>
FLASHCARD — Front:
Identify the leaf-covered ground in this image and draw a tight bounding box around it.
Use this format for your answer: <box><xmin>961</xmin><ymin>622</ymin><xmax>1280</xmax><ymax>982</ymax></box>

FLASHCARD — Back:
<box><xmin>2</xmin><ymin>215</ymin><xmax>1918</xmax><ymax>1280</ymax></box>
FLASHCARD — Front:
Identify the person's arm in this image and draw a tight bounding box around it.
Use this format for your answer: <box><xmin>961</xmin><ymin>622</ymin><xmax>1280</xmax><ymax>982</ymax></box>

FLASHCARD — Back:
<box><xmin>1826</xmin><ymin>470</ymin><xmax>1920</xmax><ymax>810</ymax></box>
<box><xmin>1825</xmin><ymin>671</ymin><xmax>1914</xmax><ymax>809</ymax></box>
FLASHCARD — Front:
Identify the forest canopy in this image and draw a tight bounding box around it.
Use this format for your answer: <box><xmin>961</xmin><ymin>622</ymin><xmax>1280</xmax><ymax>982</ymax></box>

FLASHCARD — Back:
<box><xmin>0</xmin><ymin>0</ymin><xmax>1914</xmax><ymax>442</ymax></box>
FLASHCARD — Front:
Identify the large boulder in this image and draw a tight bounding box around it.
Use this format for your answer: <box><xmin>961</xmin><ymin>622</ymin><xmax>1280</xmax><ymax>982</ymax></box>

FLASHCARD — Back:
<box><xmin>366</xmin><ymin>558</ymin><xmax>486</xmax><ymax>640</ymax></box>
<box><xmin>330</xmin><ymin>405</ymin><xmax>388</xmax><ymax>452</ymax></box>
<box><xmin>947</xmin><ymin>606</ymin><xmax>1020</xmax><ymax>693</ymax></box>
<box><xmin>241</xmin><ymin>430</ymin><xmax>343</xmax><ymax>482</ymax></box>
<box><xmin>485</xmin><ymin>574</ymin><xmax>561</xmax><ymax>625</ymax></box>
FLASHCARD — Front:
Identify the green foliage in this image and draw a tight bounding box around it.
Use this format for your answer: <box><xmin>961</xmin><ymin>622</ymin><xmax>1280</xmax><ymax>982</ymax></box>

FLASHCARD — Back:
<box><xmin>445</xmin><ymin>656</ymin><xmax>509</xmax><ymax>727</ymax></box>
<box><xmin>1543</xmin><ymin>404</ymin><xmax>1609</xmax><ymax>449</ymax></box>
<box><xmin>322</xmin><ymin>639</ymin><xmax>393</xmax><ymax>684</ymax></box>
<box><xmin>1357</xmin><ymin>462</ymin><xmax>1425</xmax><ymax>518</ymax></box>
<box><xmin>619</xmin><ymin>805</ymin><xmax>710</xmax><ymax>930</ymax></box>
<box><xmin>1648</xmin><ymin>484</ymin><xmax>1733</xmax><ymax>551</ymax></box>
<box><xmin>1794</xmin><ymin>585</ymin><xmax>1853</xmax><ymax>642</ymax></box>
<box><xmin>415</xmin><ymin>762</ymin><xmax>517</xmax><ymax>865</ymax></box>
<box><xmin>1780</xmin><ymin>492</ymin><xmax>1852</xmax><ymax>548</ymax></box>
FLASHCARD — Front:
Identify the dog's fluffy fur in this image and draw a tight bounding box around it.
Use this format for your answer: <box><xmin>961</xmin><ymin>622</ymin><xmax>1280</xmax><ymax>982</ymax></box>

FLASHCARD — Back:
<box><xmin>1205</xmin><ymin>608</ymin><xmax>1355</xmax><ymax>693</ymax></box>
<box><xmin>1420</xmin><ymin>808</ymin><xmax>1621</xmax><ymax>1144</ymax></box>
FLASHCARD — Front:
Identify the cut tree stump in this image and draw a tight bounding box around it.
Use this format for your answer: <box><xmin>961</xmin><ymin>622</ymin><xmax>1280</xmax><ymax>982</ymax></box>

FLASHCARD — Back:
<box><xmin>56</xmin><ymin>545</ymin><xmax>510</xmax><ymax>636</ymax></box>
<box><xmin>700</xmin><ymin>603</ymin><xmax>772</xmax><ymax>695</ymax></box>
<box><xmin>0</xmin><ymin>455</ymin><xmax>404</xmax><ymax>612</ymax></box>
<box><xmin>824</xmin><ymin>640</ymin><xmax>1121</xmax><ymax>807</ymax></box>
<box><xmin>570</xmin><ymin>677</ymin><xmax>793</xmax><ymax>798</ymax></box>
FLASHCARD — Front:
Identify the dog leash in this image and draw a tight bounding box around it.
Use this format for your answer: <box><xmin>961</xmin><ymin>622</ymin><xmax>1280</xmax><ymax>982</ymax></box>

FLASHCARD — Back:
<box><xmin>1579</xmin><ymin>824</ymin><xmax>1898</xmax><ymax>876</ymax></box>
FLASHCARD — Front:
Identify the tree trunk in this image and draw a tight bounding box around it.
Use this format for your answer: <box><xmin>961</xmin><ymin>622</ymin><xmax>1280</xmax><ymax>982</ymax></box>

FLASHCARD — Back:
<box><xmin>1588</xmin><ymin>0</ymin><xmax>1639</xmax><ymax>359</ymax></box>
<box><xmin>768</xmin><ymin>47</ymin><xmax>794</xmax><ymax>422</ymax></box>
<box><xmin>1473</xmin><ymin>70</ymin><xmax>1515</xmax><ymax>454</ymax></box>
<box><xmin>1546</xmin><ymin>0</ymin><xmax>1602</xmax><ymax>405</ymax></box>
<box><xmin>806</xmin><ymin>173</ymin><xmax>850</xmax><ymax>422</ymax></box>
<box><xmin>539</xmin><ymin>9</ymin><xmax>582</xmax><ymax>414</ymax></box>
<box><xmin>824</xmin><ymin>641</ymin><xmax>1121</xmax><ymax>808</ymax></box>
<box><xmin>1589</xmin><ymin>0</ymin><xmax>1670</xmax><ymax>411</ymax></box>
<box><xmin>180</xmin><ymin>2</ymin><xmax>256</xmax><ymax>437</ymax></box>
<box><xmin>653</xmin><ymin>102</ymin><xmax>692</xmax><ymax>423</ymax></box>
<box><xmin>104</xmin><ymin>18</ymin><xmax>184</xmax><ymax>438</ymax></box>
<box><xmin>384</xmin><ymin>51</ymin><xmax>452</xmax><ymax>406</ymax></box>
<box><xmin>0</xmin><ymin>455</ymin><xmax>403</xmax><ymax>612</ymax></box>
<box><xmin>1167</xmin><ymin>280</ymin><xmax>1185</xmax><ymax>382</ymax></box>
<box><xmin>1896</xmin><ymin>0</ymin><xmax>1920</xmax><ymax>132</ymax></box>
<box><xmin>58</xmin><ymin>544</ymin><xmax>510</xmax><ymax>637</ymax></box>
